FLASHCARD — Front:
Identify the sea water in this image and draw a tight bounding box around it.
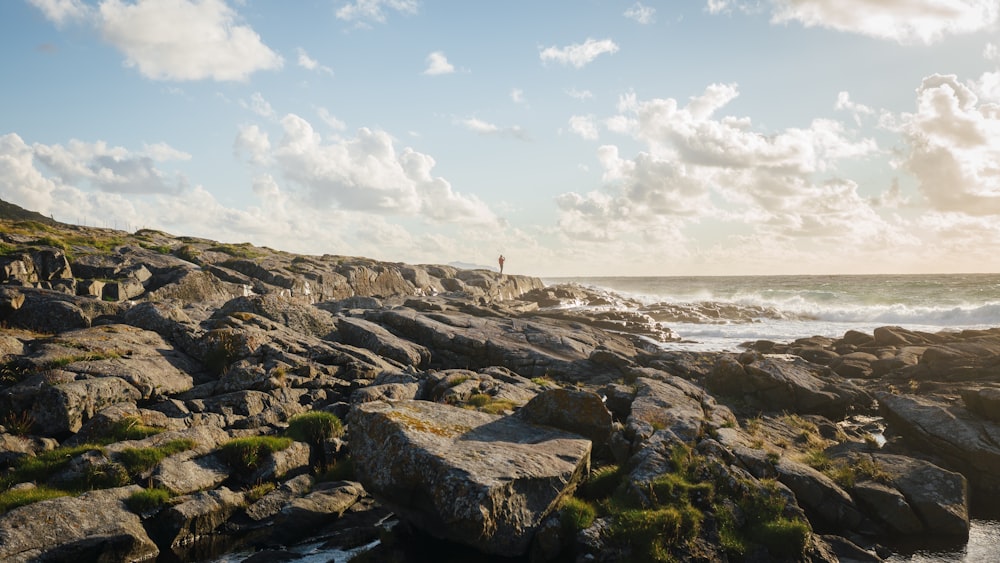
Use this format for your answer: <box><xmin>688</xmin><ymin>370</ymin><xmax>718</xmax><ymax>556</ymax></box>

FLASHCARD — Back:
<box><xmin>544</xmin><ymin>273</ymin><xmax>1000</xmax><ymax>351</ymax></box>
<box><xmin>548</xmin><ymin>273</ymin><xmax>1000</xmax><ymax>562</ymax></box>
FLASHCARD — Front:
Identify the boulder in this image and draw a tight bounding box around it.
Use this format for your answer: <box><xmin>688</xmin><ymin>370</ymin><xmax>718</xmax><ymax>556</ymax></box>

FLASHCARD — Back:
<box><xmin>349</xmin><ymin>399</ymin><xmax>591</xmax><ymax>556</ymax></box>
<box><xmin>152</xmin><ymin>451</ymin><xmax>230</xmax><ymax>495</ymax></box>
<box><xmin>339</xmin><ymin>316</ymin><xmax>431</xmax><ymax>368</ymax></box>
<box><xmin>0</xmin><ymin>485</ymin><xmax>158</xmax><ymax>562</ymax></box>
<box><xmin>879</xmin><ymin>392</ymin><xmax>1000</xmax><ymax>495</ymax></box>
<box><xmin>515</xmin><ymin>388</ymin><xmax>613</xmax><ymax>447</ymax></box>
<box><xmin>960</xmin><ymin>387</ymin><xmax>1000</xmax><ymax>423</ymax></box>
<box><xmin>2</xmin><ymin>374</ymin><xmax>141</xmax><ymax>435</ymax></box>
<box><xmin>707</xmin><ymin>355</ymin><xmax>870</xmax><ymax>419</ymax></box>
<box><xmin>151</xmin><ymin>487</ymin><xmax>245</xmax><ymax>549</ymax></box>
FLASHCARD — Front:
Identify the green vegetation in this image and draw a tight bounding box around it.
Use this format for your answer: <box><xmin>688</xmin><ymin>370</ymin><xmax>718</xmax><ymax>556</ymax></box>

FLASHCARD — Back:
<box><xmin>465</xmin><ymin>393</ymin><xmax>517</xmax><ymax>414</ymax></box>
<box><xmin>106</xmin><ymin>416</ymin><xmax>165</xmax><ymax>442</ymax></box>
<box><xmin>125</xmin><ymin>487</ymin><xmax>173</xmax><ymax>513</ymax></box>
<box><xmin>2</xmin><ymin>410</ymin><xmax>34</xmax><ymax>436</ymax></box>
<box><xmin>208</xmin><ymin>242</ymin><xmax>263</xmax><ymax>259</ymax></box>
<box><xmin>173</xmin><ymin>244</ymin><xmax>202</xmax><ymax>263</ymax></box>
<box><xmin>81</xmin><ymin>462</ymin><xmax>130</xmax><ymax>489</ymax></box>
<box><xmin>0</xmin><ymin>486</ymin><xmax>70</xmax><ymax>514</ymax></box>
<box><xmin>801</xmin><ymin>450</ymin><xmax>891</xmax><ymax>489</ymax></box>
<box><xmin>117</xmin><ymin>439</ymin><xmax>196</xmax><ymax>475</ymax></box>
<box><xmin>204</xmin><ymin>329</ymin><xmax>243</xmax><ymax>375</ymax></box>
<box><xmin>563</xmin><ymin>443</ymin><xmax>811</xmax><ymax>562</ymax></box>
<box><xmin>243</xmin><ymin>482</ymin><xmax>276</xmax><ymax>504</ymax></box>
<box><xmin>2</xmin><ymin>444</ymin><xmax>104</xmax><ymax>488</ymax></box>
<box><xmin>559</xmin><ymin>496</ymin><xmax>597</xmax><ymax>533</ymax></box>
<box><xmin>287</xmin><ymin>411</ymin><xmax>344</xmax><ymax>469</ymax></box>
<box><xmin>220</xmin><ymin>436</ymin><xmax>293</xmax><ymax>473</ymax></box>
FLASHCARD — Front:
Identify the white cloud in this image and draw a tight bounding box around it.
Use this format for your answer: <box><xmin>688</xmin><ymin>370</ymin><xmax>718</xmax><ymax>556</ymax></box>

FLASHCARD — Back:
<box><xmin>540</xmin><ymin>38</ymin><xmax>619</xmax><ymax>69</ymax></box>
<box><xmin>556</xmin><ymin>84</ymin><xmax>892</xmax><ymax>260</ymax></box>
<box><xmin>297</xmin><ymin>47</ymin><xmax>334</xmax><ymax>75</ymax></box>
<box><xmin>835</xmin><ymin>91</ymin><xmax>874</xmax><ymax>125</ymax></box>
<box><xmin>985</xmin><ymin>42</ymin><xmax>1000</xmax><ymax>61</ymax></box>
<box><xmin>336</xmin><ymin>0</ymin><xmax>418</xmax><ymax>26</ymax></box>
<box><xmin>899</xmin><ymin>73</ymin><xmax>1000</xmax><ymax>214</ymax></box>
<box><xmin>234</xmin><ymin>124</ymin><xmax>271</xmax><ymax>164</ymax></box>
<box><xmin>511</xmin><ymin>88</ymin><xmax>525</xmax><ymax>104</ymax></box>
<box><xmin>569</xmin><ymin>115</ymin><xmax>600</xmax><ymax>140</ymax></box>
<box><xmin>423</xmin><ymin>51</ymin><xmax>455</xmax><ymax>75</ymax></box>
<box><xmin>770</xmin><ymin>0</ymin><xmax>1000</xmax><ymax>44</ymax></box>
<box><xmin>28</xmin><ymin>0</ymin><xmax>91</xmax><ymax>26</ymax></box>
<box><xmin>458</xmin><ymin>118</ymin><xmax>528</xmax><ymax>140</ymax></box>
<box><xmin>566</xmin><ymin>88</ymin><xmax>594</xmax><ymax>101</ymax></box>
<box><xmin>21</xmin><ymin>136</ymin><xmax>191</xmax><ymax>195</ymax></box>
<box><xmin>239</xmin><ymin>114</ymin><xmax>500</xmax><ymax>224</ymax></box>
<box><xmin>242</xmin><ymin>92</ymin><xmax>276</xmax><ymax>118</ymax></box>
<box><xmin>98</xmin><ymin>0</ymin><xmax>283</xmax><ymax>81</ymax></box>
<box><xmin>624</xmin><ymin>2</ymin><xmax>656</xmax><ymax>24</ymax></box>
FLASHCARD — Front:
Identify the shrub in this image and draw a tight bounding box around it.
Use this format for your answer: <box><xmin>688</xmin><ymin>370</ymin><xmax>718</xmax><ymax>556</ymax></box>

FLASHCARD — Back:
<box><xmin>286</xmin><ymin>411</ymin><xmax>344</xmax><ymax>445</ymax></box>
<box><xmin>220</xmin><ymin>436</ymin><xmax>292</xmax><ymax>473</ymax></box>
<box><xmin>125</xmin><ymin>487</ymin><xmax>172</xmax><ymax>513</ymax></box>
<box><xmin>0</xmin><ymin>486</ymin><xmax>70</xmax><ymax>514</ymax></box>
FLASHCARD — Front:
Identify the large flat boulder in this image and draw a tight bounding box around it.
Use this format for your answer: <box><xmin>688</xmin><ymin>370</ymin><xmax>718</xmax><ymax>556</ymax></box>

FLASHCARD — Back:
<box><xmin>0</xmin><ymin>485</ymin><xmax>158</xmax><ymax>562</ymax></box>
<box><xmin>349</xmin><ymin>399</ymin><xmax>591</xmax><ymax>556</ymax></box>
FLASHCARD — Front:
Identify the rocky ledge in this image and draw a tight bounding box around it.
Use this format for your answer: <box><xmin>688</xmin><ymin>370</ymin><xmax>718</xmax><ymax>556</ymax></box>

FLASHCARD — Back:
<box><xmin>0</xmin><ymin>211</ymin><xmax>998</xmax><ymax>562</ymax></box>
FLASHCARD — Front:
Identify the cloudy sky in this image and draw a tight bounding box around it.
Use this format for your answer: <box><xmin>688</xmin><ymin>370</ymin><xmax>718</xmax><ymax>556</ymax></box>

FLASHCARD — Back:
<box><xmin>2</xmin><ymin>0</ymin><xmax>999</xmax><ymax>276</ymax></box>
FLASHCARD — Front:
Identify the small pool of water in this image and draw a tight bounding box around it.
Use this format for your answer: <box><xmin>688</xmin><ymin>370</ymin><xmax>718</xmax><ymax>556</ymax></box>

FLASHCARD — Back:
<box><xmin>884</xmin><ymin>520</ymin><xmax>1000</xmax><ymax>562</ymax></box>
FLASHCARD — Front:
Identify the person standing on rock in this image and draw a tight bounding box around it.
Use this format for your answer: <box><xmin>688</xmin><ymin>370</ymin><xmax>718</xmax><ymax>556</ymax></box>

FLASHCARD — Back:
<box><xmin>498</xmin><ymin>254</ymin><xmax>505</xmax><ymax>275</ymax></box>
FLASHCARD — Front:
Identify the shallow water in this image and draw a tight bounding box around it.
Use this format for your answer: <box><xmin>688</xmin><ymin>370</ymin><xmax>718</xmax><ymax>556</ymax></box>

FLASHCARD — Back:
<box><xmin>884</xmin><ymin>520</ymin><xmax>1000</xmax><ymax>563</ymax></box>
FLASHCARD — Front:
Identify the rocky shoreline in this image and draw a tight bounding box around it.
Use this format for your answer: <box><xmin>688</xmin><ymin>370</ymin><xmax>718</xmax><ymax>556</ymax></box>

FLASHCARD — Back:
<box><xmin>2</xmin><ymin>214</ymin><xmax>1000</xmax><ymax>562</ymax></box>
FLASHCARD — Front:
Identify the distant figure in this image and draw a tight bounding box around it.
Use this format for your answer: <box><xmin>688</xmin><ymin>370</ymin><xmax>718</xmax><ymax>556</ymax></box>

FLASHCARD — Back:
<box><xmin>498</xmin><ymin>254</ymin><xmax>505</xmax><ymax>275</ymax></box>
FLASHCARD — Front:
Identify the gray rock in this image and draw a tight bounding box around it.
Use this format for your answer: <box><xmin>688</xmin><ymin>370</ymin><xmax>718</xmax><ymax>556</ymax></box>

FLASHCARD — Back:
<box><xmin>152</xmin><ymin>487</ymin><xmax>245</xmax><ymax>548</ymax></box>
<box><xmin>152</xmin><ymin>451</ymin><xmax>230</xmax><ymax>495</ymax></box>
<box><xmin>339</xmin><ymin>316</ymin><xmax>431</xmax><ymax>368</ymax></box>
<box><xmin>0</xmin><ymin>485</ymin><xmax>158</xmax><ymax>562</ymax></box>
<box><xmin>349</xmin><ymin>399</ymin><xmax>591</xmax><ymax>556</ymax></box>
<box><xmin>516</xmin><ymin>388</ymin><xmax>613</xmax><ymax>447</ymax></box>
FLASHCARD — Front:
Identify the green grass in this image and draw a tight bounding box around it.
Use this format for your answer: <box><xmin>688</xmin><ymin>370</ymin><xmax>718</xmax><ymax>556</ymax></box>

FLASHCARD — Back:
<box><xmin>2</xmin><ymin>444</ymin><xmax>104</xmax><ymax>488</ymax></box>
<box><xmin>578</xmin><ymin>465</ymin><xmax>625</xmax><ymax>501</ymax></box>
<box><xmin>465</xmin><ymin>393</ymin><xmax>517</xmax><ymax>414</ymax></box>
<box><xmin>117</xmin><ymin>439</ymin><xmax>196</xmax><ymax>474</ymax></box>
<box><xmin>0</xmin><ymin>486</ymin><xmax>71</xmax><ymax>514</ymax></box>
<box><xmin>220</xmin><ymin>436</ymin><xmax>293</xmax><ymax>473</ymax></box>
<box><xmin>560</xmin><ymin>496</ymin><xmax>597</xmax><ymax>532</ymax></box>
<box><xmin>286</xmin><ymin>412</ymin><xmax>344</xmax><ymax>445</ymax></box>
<box><xmin>208</xmin><ymin>243</ymin><xmax>263</xmax><ymax>259</ymax></box>
<box><xmin>125</xmin><ymin>487</ymin><xmax>172</xmax><ymax>513</ymax></box>
<box><xmin>609</xmin><ymin>506</ymin><xmax>702</xmax><ymax>562</ymax></box>
<box><xmin>105</xmin><ymin>416</ymin><xmax>165</xmax><ymax>442</ymax></box>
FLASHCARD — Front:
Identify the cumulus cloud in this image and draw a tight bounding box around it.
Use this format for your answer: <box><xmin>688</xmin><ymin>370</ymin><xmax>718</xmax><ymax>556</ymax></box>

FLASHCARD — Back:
<box><xmin>769</xmin><ymin>0</ymin><xmax>1000</xmax><ymax>44</ymax></box>
<box><xmin>423</xmin><ymin>51</ymin><xmax>455</xmax><ymax>75</ymax></box>
<box><xmin>568</xmin><ymin>115</ymin><xmax>600</xmax><ymax>140</ymax></box>
<box><xmin>624</xmin><ymin>2</ymin><xmax>656</xmax><ymax>24</ymax></box>
<box><xmin>317</xmin><ymin>107</ymin><xmax>348</xmax><ymax>131</ymax></box>
<box><xmin>540</xmin><ymin>38</ymin><xmax>619</xmax><ymax>69</ymax></box>
<box><xmin>97</xmin><ymin>0</ymin><xmax>283</xmax><ymax>81</ymax></box>
<box><xmin>297</xmin><ymin>47</ymin><xmax>334</xmax><ymax>75</ymax></box>
<box><xmin>18</xmin><ymin>136</ymin><xmax>191</xmax><ymax>195</ymax></box>
<box><xmin>899</xmin><ymin>73</ymin><xmax>1000</xmax><ymax>214</ymax></box>
<box><xmin>511</xmin><ymin>88</ymin><xmax>525</xmax><ymax>104</ymax></box>
<box><xmin>458</xmin><ymin>118</ymin><xmax>528</xmax><ymax>140</ymax></box>
<box><xmin>555</xmin><ymin>84</ymin><xmax>894</xmax><ymax>262</ymax></box>
<box><xmin>336</xmin><ymin>0</ymin><xmax>418</xmax><ymax>26</ymax></box>
<box><xmin>236</xmin><ymin>114</ymin><xmax>500</xmax><ymax>225</ymax></box>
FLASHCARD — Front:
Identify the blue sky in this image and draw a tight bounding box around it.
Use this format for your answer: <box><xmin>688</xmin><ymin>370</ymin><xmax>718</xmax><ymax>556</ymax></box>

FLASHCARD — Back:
<box><xmin>2</xmin><ymin>0</ymin><xmax>1000</xmax><ymax>276</ymax></box>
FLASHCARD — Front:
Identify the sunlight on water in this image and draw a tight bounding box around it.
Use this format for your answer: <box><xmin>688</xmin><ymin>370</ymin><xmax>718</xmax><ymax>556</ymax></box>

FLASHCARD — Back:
<box><xmin>885</xmin><ymin>520</ymin><xmax>1000</xmax><ymax>563</ymax></box>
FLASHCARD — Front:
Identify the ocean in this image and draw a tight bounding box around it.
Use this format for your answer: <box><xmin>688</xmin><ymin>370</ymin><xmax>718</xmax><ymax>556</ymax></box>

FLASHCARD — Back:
<box><xmin>548</xmin><ymin>273</ymin><xmax>1000</xmax><ymax>562</ymax></box>
<box><xmin>543</xmin><ymin>273</ymin><xmax>1000</xmax><ymax>351</ymax></box>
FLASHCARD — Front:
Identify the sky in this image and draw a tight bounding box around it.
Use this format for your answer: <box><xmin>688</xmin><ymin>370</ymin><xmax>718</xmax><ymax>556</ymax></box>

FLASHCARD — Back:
<box><xmin>2</xmin><ymin>1</ymin><xmax>1000</xmax><ymax>277</ymax></box>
